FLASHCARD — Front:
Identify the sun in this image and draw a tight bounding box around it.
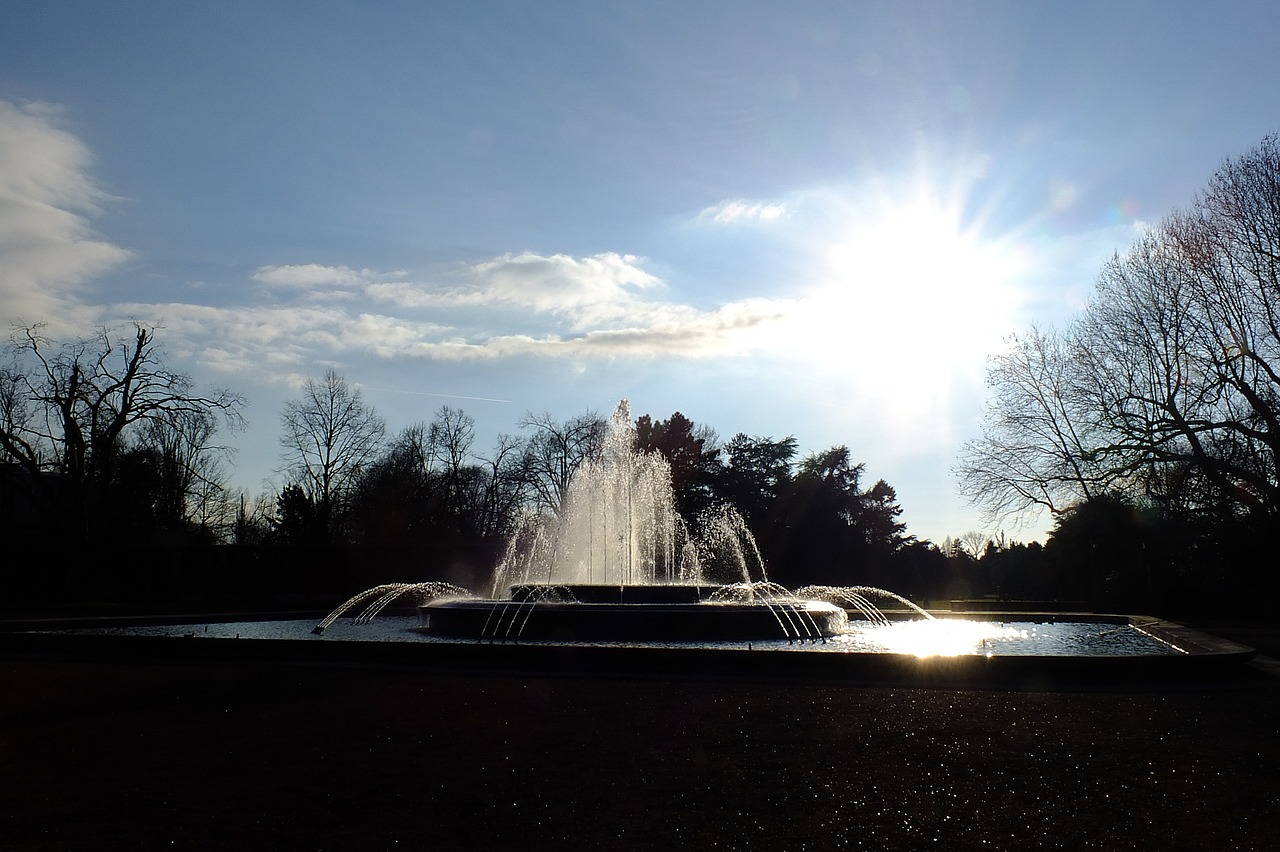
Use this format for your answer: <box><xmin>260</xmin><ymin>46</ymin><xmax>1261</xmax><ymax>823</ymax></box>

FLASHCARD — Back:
<box><xmin>824</xmin><ymin>193</ymin><xmax>1020</xmax><ymax>358</ymax></box>
<box><xmin>771</xmin><ymin>183</ymin><xmax>1028</xmax><ymax>445</ymax></box>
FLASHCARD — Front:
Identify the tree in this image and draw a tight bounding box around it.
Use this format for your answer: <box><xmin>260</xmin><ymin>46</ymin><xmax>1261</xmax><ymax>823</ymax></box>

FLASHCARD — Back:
<box><xmin>278</xmin><ymin>369</ymin><xmax>386</xmax><ymax>540</ymax></box>
<box><xmin>772</xmin><ymin>446</ymin><xmax>907</xmax><ymax>585</ymax></box>
<box><xmin>427</xmin><ymin>405</ymin><xmax>477</xmax><ymax>523</ymax></box>
<box><xmin>132</xmin><ymin>406</ymin><xmax>235</xmax><ymax>537</ymax></box>
<box><xmin>957</xmin><ymin>530</ymin><xmax>992</xmax><ymax>561</ymax></box>
<box><xmin>275</xmin><ymin>483</ymin><xmax>322</xmax><ymax>545</ymax></box>
<box><xmin>347</xmin><ymin>424</ymin><xmax>433</xmax><ymax>547</ymax></box>
<box><xmin>1043</xmin><ymin>494</ymin><xmax>1155</xmax><ymax>607</ymax></box>
<box><xmin>348</xmin><ymin>410</ymin><xmax>527</xmax><ymax>556</ymax></box>
<box><xmin>716</xmin><ymin>433</ymin><xmax>797</xmax><ymax>530</ymax></box>
<box><xmin>960</xmin><ymin>135</ymin><xmax>1280</xmax><ymax>529</ymax></box>
<box><xmin>517</xmin><ymin>410</ymin><xmax>607</xmax><ymax>514</ymax></box>
<box><xmin>0</xmin><ymin>323</ymin><xmax>244</xmax><ymax>544</ymax></box>
<box><xmin>233</xmin><ymin>490</ymin><xmax>277</xmax><ymax>546</ymax></box>
<box><xmin>474</xmin><ymin>432</ymin><xmax>527</xmax><ymax>539</ymax></box>
<box><xmin>634</xmin><ymin>411</ymin><xmax>722</xmax><ymax>522</ymax></box>
<box><xmin>957</xmin><ymin>327</ymin><xmax>1116</xmax><ymax>525</ymax></box>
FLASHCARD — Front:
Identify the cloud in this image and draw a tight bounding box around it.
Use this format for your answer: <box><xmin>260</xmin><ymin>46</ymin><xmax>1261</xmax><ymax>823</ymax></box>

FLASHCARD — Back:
<box><xmin>109</xmin><ymin>247</ymin><xmax>794</xmax><ymax>378</ymax></box>
<box><xmin>0</xmin><ymin>100</ymin><xmax>130</xmax><ymax>332</ymax></box>
<box><xmin>362</xmin><ymin>280</ymin><xmax>453</xmax><ymax>309</ymax></box>
<box><xmin>468</xmin><ymin>251</ymin><xmax>662</xmax><ymax>325</ymax></box>
<box><xmin>394</xmin><ymin>298</ymin><xmax>791</xmax><ymax>362</ymax></box>
<box><xmin>697</xmin><ymin>199</ymin><xmax>788</xmax><ymax>224</ymax></box>
<box><xmin>367</xmin><ymin>251</ymin><xmax>668</xmax><ymax>328</ymax></box>
<box><xmin>110</xmin><ymin>301</ymin><xmax>455</xmax><ymax>376</ymax></box>
<box><xmin>287</xmin><ymin>252</ymin><xmax>666</xmax><ymax>328</ymax></box>
<box><xmin>252</xmin><ymin>264</ymin><xmax>383</xmax><ymax>289</ymax></box>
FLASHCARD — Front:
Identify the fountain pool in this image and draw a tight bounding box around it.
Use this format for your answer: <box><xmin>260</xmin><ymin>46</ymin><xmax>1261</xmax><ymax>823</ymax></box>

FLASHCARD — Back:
<box><xmin>34</xmin><ymin>612</ymin><xmax>1185</xmax><ymax>657</ymax></box>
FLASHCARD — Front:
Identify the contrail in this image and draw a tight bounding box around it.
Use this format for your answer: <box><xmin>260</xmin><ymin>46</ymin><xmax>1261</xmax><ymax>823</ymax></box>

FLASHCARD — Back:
<box><xmin>360</xmin><ymin>386</ymin><xmax>513</xmax><ymax>404</ymax></box>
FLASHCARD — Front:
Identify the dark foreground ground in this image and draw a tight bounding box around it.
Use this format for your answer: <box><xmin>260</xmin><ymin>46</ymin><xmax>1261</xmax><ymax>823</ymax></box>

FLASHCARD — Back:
<box><xmin>3</xmin><ymin>639</ymin><xmax>1279</xmax><ymax>852</ymax></box>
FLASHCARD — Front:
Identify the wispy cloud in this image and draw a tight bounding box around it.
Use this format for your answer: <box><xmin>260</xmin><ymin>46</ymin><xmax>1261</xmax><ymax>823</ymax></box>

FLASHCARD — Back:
<box><xmin>471</xmin><ymin>251</ymin><xmax>660</xmax><ymax>315</ymax></box>
<box><xmin>109</xmin><ymin>301</ymin><xmax>453</xmax><ymax>378</ymax></box>
<box><xmin>697</xmin><ymin>199</ymin><xmax>789</xmax><ymax>224</ymax></box>
<box><xmin>367</xmin><ymin>251</ymin><xmax>662</xmax><ymax>325</ymax></box>
<box><xmin>111</xmin><ymin>250</ymin><xmax>793</xmax><ymax>378</ymax></box>
<box><xmin>0</xmin><ymin>100</ymin><xmax>130</xmax><ymax>332</ymax></box>
<box><xmin>252</xmin><ymin>263</ymin><xmax>387</xmax><ymax>288</ymax></box>
<box><xmin>394</xmin><ymin>298</ymin><xmax>792</xmax><ymax>362</ymax></box>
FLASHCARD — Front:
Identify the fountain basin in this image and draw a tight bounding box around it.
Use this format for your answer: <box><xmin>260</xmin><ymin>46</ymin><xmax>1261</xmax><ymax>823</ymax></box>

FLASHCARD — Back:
<box><xmin>2</xmin><ymin>610</ymin><xmax>1260</xmax><ymax>691</ymax></box>
<box><xmin>419</xmin><ymin>584</ymin><xmax>848</xmax><ymax>642</ymax></box>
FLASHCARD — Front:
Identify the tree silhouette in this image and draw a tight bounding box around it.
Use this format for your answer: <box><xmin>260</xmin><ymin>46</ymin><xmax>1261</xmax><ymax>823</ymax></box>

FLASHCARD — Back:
<box><xmin>0</xmin><ymin>323</ymin><xmax>243</xmax><ymax>545</ymax></box>
<box><xmin>634</xmin><ymin>411</ymin><xmax>721</xmax><ymax>523</ymax></box>
<box><xmin>960</xmin><ymin>134</ymin><xmax>1280</xmax><ymax>529</ymax></box>
<box><xmin>772</xmin><ymin>446</ymin><xmax>907</xmax><ymax>586</ymax></box>
<box><xmin>517</xmin><ymin>410</ymin><xmax>606</xmax><ymax>515</ymax></box>
<box><xmin>716</xmin><ymin>433</ymin><xmax>796</xmax><ymax>531</ymax></box>
<box><xmin>275</xmin><ymin>484</ymin><xmax>323</xmax><ymax>545</ymax></box>
<box><xmin>279</xmin><ymin>369</ymin><xmax>386</xmax><ymax>541</ymax></box>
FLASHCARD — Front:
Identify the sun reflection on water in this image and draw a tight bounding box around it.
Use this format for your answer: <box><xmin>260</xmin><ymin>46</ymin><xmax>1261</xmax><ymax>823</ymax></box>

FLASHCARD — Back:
<box><xmin>834</xmin><ymin>619</ymin><xmax>1031</xmax><ymax>658</ymax></box>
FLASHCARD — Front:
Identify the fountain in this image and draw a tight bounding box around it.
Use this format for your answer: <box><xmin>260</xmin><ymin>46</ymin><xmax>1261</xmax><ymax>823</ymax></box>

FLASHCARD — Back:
<box><xmin>311</xmin><ymin>401</ymin><xmax>902</xmax><ymax>641</ymax></box>
<box><xmin>401</xmin><ymin>401</ymin><xmax>905</xmax><ymax>643</ymax></box>
<box><xmin>311</xmin><ymin>582</ymin><xmax>471</xmax><ymax>635</ymax></box>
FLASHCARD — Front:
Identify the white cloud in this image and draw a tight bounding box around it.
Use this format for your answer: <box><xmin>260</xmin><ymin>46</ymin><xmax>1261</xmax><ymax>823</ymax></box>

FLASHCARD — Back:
<box><xmin>366</xmin><ymin>251</ymin><xmax>669</xmax><ymax>328</ymax></box>
<box><xmin>109</xmin><ymin>246</ymin><xmax>795</xmax><ymax>377</ymax></box>
<box><xmin>468</xmin><ymin>251</ymin><xmax>661</xmax><ymax>325</ymax></box>
<box><xmin>109</xmin><ymin>300</ymin><xmax>458</xmax><ymax>375</ymax></box>
<box><xmin>252</xmin><ymin>263</ymin><xmax>383</xmax><ymax>289</ymax></box>
<box><xmin>697</xmin><ymin>199</ymin><xmax>788</xmax><ymax>224</ymax></box>
<box><xmin>0</xmin><ymin>100</ymin><xmax>130</xmax><ymax>332</ymax></box>
<box><xmin>363</xmin><ymin>280</ymin><xmax>454</xmax><ymax>309</ymax></box>
<box><xmin>289</xmin><ymin>252</ymin><xmax>667</xmax><ymax>329</ymax></box>
<box><xmin>391</xmin><ymin>297</ymin><xmax>791</xmax><ymax>362</ymax></box>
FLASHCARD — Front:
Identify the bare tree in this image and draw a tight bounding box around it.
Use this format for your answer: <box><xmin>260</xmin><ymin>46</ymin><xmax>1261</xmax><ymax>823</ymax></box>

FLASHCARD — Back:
<box><xmin>279</xmin><ymin>369</ymin><xmax>385</xmax><ymax>538</ymax></box>
<box><xmin>132</xmin><ymin>406</ymin><xmax>236</xmax><ymax>535</ymax></box>
<box><xmin>960</xmin><ymin>135</ymin><xmax>1280</xmax><ymax>526</ymax></box>
<box><xmin>427</xmin><ymin>406</ymin><xmax>475</xmax><ymax>472</ymax></box>
<box><xmin>957</xmin><ymin>326</ymin><xmax>1118</xmax><ymax>526</ymax></box>
<box><xmin>428</xmin><ymin>405</ymin><xmax>476</xmax><ymax>518</ymax></box>
<box><xmin>475</xmin><ymin>432</ymin><xmax>527</xmax><ymax>538</ymax></box>
<box><xmin>957</xmin><ymin>530</ymin><xmax>991</xmax><ymax>560</ymax></box>
<box><xmin>0</xmin><ymin>323</ymin><xmax>244</xmax><ymax>542</ymax></box>
<box><xmin>233</xmin><ymin>489</ymin><xmax>278</xmax><ymax>545</ymax></box>
<box><xmin>518</xmin><ymin>410</ymin><xmax>607</xmax><ymax>514</ymax></box>
<box><xmin>0</xmin><ymin>367</ymin><xmax>39</xmax><ymax>466</ymax></box>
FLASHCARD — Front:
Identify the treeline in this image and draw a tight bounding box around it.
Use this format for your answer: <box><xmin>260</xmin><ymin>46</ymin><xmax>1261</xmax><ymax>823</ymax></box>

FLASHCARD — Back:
<box><xmin>0</xmin><ymin>323</ymin><xmax>1270</xmax><ymax>615</ymax></box>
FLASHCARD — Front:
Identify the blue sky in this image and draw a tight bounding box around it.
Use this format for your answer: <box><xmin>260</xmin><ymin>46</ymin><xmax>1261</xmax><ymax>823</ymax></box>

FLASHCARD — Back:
<box><xmin>3</xmin><ymin>1</ymin><xmax>1280</xmax><ymax>545</ymax></box>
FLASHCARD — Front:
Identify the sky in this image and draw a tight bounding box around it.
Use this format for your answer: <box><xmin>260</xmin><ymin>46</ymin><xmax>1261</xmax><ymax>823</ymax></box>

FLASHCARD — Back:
<box><xmin>3</xmin><ymin>1</ymin><xmax>1280</xmax><ymax>546</ymax></box>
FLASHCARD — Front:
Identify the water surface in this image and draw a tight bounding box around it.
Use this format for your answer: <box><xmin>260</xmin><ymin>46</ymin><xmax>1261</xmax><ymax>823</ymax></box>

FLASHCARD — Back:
<box><xmin>47</xmin><ymin>615</ymin><xmax>1182</xmax><ymax>657</ymax></box>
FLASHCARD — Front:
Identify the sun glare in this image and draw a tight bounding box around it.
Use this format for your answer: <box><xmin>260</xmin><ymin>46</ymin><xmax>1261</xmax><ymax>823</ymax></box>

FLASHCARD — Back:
<box><xmin>776</xmin><ymin>186</ymin><xmax>1027</xmax><ymax>443</ymax></box>
<box><xmin>872</xmin><ymin>619</ymin><xmax>1028</xmax><ymax>658</ymax></box>
<box><xmin>822</xmin><ymin>197</ymin><xmax>1021</xmax><ymax>369</ymax></box>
